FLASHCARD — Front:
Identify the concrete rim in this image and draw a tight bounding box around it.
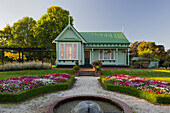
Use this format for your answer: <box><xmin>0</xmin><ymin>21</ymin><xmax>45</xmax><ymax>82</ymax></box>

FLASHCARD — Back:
<box><xmin>46</xmin><ymin>95</ymin><xmax>133</xmax><ymax>113</ymax></box>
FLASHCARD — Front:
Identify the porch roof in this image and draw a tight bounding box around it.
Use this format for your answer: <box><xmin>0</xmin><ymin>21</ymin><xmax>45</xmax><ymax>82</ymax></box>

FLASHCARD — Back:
<box><xmin>79</xmin><ymin>32</ymin><xmax>130</xmax><ymax>44</ymax></box>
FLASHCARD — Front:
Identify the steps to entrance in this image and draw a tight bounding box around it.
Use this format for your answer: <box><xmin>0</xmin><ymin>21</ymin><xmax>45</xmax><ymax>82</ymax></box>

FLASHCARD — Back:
<box><xmin>79</xmin><ymin>67</ymin><xmax>95</xmax><ymax>76</ymax></box>
<box><xmin>79</xmin><ymin>71</ymin><xmax>95</xmax><ymax>76</ymax></box>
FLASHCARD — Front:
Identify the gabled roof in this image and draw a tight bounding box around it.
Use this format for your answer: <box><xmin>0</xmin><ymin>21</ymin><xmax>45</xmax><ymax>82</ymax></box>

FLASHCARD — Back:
<box><xmin>52</xmin><ymin>24</ymin><xmax>86</xmax><ymax>43</ymax></box>
<box><xmin>79</xmin><ymin>32</ymin><xmax>130</xmax><ymax>44</ymax></box>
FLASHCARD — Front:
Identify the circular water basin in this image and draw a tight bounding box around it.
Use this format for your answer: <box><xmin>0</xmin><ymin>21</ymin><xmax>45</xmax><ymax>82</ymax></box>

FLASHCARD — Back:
<box><xmin>46</xmin><ymin>95</ymin><xmax>133</xmax><ymax>113</ymax></box>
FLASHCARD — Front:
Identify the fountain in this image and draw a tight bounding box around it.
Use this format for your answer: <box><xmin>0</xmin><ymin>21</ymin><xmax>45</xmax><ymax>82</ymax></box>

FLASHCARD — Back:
<box><xmin>46</xmin><ymin>95</ymin><xmax>133</xmax><ymax>113</ymax></box>
<box><xmin>72</xmin><ymin>101</ymin><xmax>103</xmax><ymax>113</ymax></box>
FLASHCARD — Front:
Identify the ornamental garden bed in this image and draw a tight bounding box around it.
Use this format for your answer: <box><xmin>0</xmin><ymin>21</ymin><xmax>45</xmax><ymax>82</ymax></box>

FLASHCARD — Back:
<box><xmin>100</xmin><ymin>74</ymin><xmax>170</xmax><ymax>104</ymax></box>
<box><xmin>0</xmin><ymin>73</ymin><xmax>75</xmax><ymax>103</ymax></box>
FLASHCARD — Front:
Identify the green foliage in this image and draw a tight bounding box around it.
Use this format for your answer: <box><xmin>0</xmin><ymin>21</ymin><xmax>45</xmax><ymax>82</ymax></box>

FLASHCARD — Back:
<box><xmin>0</xmin><ymin>24</ymin><xmax>13</xmax><ymax>46</ymax></box>
<box><xmin>34</xmin><ymin>6</ymin><xmax>73</xmax><ymax>50</ymax></box>
<box><xmin>92</xmin><ymin>60</ymin><xmax>102</xmax><ymax>72</ymax></box>
<box><xmin>162</xmin><ymin>61</ymin><xmax>170</xmax><ymax>68</ymax></box>
<box><xmin>0</xmin><ymin>75</ymin><xmax>74</xmax><ymax>102</ymax></box>
<box><xmin>129</xmin><ymin>41</ymin><xmax>140</xmax><ymax>58</ymax></box>
<box><xmin>0</xmin><ymin>62</ymin><xmax>52</xmax><ymax>71</ymax></box>
<box><xmin>130</xmin><ymin>41</ymin><xmax>166</xmax><ymax>60</ymax></box>
<box><xmin>73</xmin><ymin>65</ymin><xmax>79</xmax><ymax>71</ymax></box>
<box><xmin>12</xmin><ymin>17</ymin><xmax>36</xmax><ymax>47</ymax></box>
<box><xmin>134</xmin><ymin>61</ymin><xmax>149</xmax><ymax>68</ymax></box>
<box><xmin>133</xmin><ymin>62</ymin><xmax>142</xmax><ymax>68</ymax></box>
<box><xmin>100</xmin><ymin>77</ymin><xmax>170</xmax><ymax>104</ymax></box>
<box><xmin>95</xmin><ymin>65</ymin><xmax>101</xmax><ymax>71</ymax></box>
<box><xmin>137</xmin><ymin>41</ymin><xmax>157</xmax><ymax>57</ymax></box>
<box><xmin>167</xmin><ymin>49</ymin><xmax>170</xmax><ymax>55</ymax></box>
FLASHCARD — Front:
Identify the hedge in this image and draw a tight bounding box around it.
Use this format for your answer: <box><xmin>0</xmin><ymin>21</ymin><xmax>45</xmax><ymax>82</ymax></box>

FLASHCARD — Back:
<box><xmin>100</xmin><ymin>76</ymin><xmax>170</xmax><ymax>104</ymax></box>
<box><xmin>0</xmin><ymin>76</ymin><xmax>75</xmax><ymax>103</ymax></box>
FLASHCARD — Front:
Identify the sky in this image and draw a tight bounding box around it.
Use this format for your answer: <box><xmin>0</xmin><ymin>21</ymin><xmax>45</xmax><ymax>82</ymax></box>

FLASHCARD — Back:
<box><xmin>0</xmin><ymin>0</ymin><xmax>170</xmax><ymax>50</ymax></box>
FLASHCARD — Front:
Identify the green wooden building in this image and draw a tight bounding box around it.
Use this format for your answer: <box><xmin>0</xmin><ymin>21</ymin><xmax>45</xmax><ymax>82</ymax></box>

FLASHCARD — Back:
<box><xmin>53</xmin><ymin>23</ymin><xmax>130</xmax><ymax>67</ymax></box>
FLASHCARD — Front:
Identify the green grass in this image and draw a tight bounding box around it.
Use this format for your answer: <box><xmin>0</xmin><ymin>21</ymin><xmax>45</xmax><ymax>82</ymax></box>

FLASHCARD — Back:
<box><xmin>147</xmin><ymin>77</ymin><xmax>170</xmax><ymax>81</ymax></box>
<box><xmin>0</xmin><ymin>68</ymin><xmax>170</xmax><ymax>81</ymax></box>
<box><xmin>0</xmin><ymin>69</ymin><xmax>73</xmax><ymax>80</ymax></box>
<box><xmin>102</xmin><ymin>69</ymin><xmax>170</xmax><ymax>81</ymax></box>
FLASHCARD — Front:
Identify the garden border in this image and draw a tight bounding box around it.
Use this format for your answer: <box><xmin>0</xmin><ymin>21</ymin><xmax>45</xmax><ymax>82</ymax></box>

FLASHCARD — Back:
<box><xmin>99</xmin><ymin>76</ymin><xmax>170</xmax><ymax>105</ymax></box>
<box><xmin>0</xmin><ymin>76</ymin><xmax>76</xmax><ymax>104</ymax></box>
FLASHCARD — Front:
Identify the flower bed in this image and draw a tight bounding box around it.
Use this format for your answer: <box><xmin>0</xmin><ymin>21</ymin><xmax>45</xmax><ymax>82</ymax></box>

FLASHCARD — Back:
<box><xmin>101</xmin><ymin>74</ymin><xmax>170</xmax><ymax>104</ymax></box>
<box><xmin>0</xmin><ymin>73</ymin><xmax>74</xmax><ymax>102</ymax></box>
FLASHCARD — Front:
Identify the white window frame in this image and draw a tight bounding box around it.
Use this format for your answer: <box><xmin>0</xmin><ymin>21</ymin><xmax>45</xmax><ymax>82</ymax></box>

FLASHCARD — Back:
<box><xmin>59</xmin><ymin>42</ymin><xmax>78</xmax><ymax>60</ymax></box>
<box><xmin>99</xmin><ymin>49</ymin><xmax>115</xmax><ymax>60</ymax></box>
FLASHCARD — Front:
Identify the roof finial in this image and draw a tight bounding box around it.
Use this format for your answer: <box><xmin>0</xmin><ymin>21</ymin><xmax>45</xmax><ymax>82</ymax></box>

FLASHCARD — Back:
<box><xmin>122</xmin><ymin>26</ymin><xmax>124</xmax><ymax>33</ymax></box>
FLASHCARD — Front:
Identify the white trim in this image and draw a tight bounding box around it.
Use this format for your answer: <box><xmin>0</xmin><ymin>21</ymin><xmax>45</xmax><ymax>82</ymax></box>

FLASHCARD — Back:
<box><xmin>53</xmin><ymin>24</ymin><xmax>86</xmax><ymax>43</ymax></box>
<box><xmin>98</xmin><ymin>49</ymin><xmax>115</xmax><ymax>60</ymax></box>
<box><xmin>59</xmin><ymin>42</ymin><xmax>78</xmax><ymax>60</ymax></box>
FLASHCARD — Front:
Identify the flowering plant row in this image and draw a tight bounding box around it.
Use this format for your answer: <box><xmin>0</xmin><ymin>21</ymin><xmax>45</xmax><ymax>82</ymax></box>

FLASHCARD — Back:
<box><xmin>0</xmin><ymin>73</ymin><xmax>71</xmax><ymax>93</ymax></box>
<box><xmin>105</xmin><ymin>74</ymin><xmax>170</xmax><ymax>94</ymax></box>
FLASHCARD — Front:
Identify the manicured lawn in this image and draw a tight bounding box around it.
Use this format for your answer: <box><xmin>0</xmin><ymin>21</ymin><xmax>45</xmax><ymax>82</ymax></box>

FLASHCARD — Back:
<box><xmin>0</xmin><ymin>68</ymin><xmax>170</xmax><ymax>81</ymax></box>
<box><xmin>0</xmin><ymin>69</ymin><xmax>73</xmax><ymax>80</ymax></box>
<box><xmin>102</xmin><ymin>69</ymin><xmax>170</xmax><ymax>81</ymax></box>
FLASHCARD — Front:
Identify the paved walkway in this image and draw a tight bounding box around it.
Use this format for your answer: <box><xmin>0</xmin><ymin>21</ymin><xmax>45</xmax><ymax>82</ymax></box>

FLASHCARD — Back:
<box><xmin>0</xmin><ymin>77</ymin><xmax>170</xmax><ymax>113</ymax></box>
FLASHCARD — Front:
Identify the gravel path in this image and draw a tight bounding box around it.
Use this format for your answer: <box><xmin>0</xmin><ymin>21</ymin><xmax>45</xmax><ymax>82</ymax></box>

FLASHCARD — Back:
<box><xmin>0</xmin><ymin>76</ymin><xmax>170</xmax><ymax>113</ymax></box>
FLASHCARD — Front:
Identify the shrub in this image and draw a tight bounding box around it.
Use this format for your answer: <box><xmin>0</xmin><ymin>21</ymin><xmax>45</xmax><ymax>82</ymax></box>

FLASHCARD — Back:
<box><xmin>92</xmin><ymin>60</ymin><xmax>102</xmax><ymax>72</ymax></box>
<box><xmin>133</xmin><ymin>62</ymin><xmax>141</xmax><ymax>68</ymax></box>
<box><xmin>141</xmin><ymin>61</ymin><xmax>149</xmax><ymax>68</ymax></box>
<box><xmin>95</xmin><ymin>65</ymin><xmax>101</xmax><ymax>71</ymax></box>
<box><xmin>73</xmin><ymin>65</ymin><xmax>79</xmax><ymax>71</ymax></box>
<box><xmin>92</xmin><ymin>60</ymin><xmax>102</xmax><ymax>67</ymax></box>
<box><xmin>0</xmin><ymin>62</ymin><xmax>52</xmax><ymax>71</ymax></box>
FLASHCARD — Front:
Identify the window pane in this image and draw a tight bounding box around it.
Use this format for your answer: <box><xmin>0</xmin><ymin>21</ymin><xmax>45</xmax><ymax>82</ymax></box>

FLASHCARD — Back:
<box><xmin>60</xmin><ymin>44</ymin><xmax>64</xmax><ymax>59</ymax></box>
<box><xmin>99</xmin><ymin>50</ymin><xmax>103</xmax><ymax>59</ymax></box>
<box><xmin>74</xmin><ymin>44</ymin><xmax>77</xmax><ymax>59</ymax></box>
<box><xmin>104</xmin><ymin>50</ymin><xmax>110</xmax><ymax>59</ymax></box>
<box><xmin>65</xmin><ymin>44</ymin><xmax>72</xmax><ymax>59</ymax></box>
<box><xmin>111</xmin><ymin>50</ymin><xmax>114</xmax><ymax>59</ymax></box>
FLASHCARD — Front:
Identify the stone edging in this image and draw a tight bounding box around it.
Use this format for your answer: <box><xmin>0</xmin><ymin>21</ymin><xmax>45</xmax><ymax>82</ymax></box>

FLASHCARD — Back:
<box><xmin>46</xmin><ymin>95</ymin><xmax>133</xmax><ymax>113</ymax></box>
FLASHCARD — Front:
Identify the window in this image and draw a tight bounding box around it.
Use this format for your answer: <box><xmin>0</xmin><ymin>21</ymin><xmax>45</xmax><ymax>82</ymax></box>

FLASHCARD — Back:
<box><xmin>59</xmin><ymin>43</ymin><xmax>78</xmax><ymax>60</ymax></box>
<box><xmin>99</xmin><ymin>49</ymin><xmax>115</xmax><ymax>60</ymax></box>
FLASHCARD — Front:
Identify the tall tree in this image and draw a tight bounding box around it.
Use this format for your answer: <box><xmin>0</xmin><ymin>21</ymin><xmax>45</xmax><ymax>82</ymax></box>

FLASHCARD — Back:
<box><xmin>34</xmin><ymin>6</ymin><xmax>73</xmax><ymax>49</ymax></box>
<box><xmin>0</xmin><ymin>24</ymin><xmax>13</xmax><ymax>47</ymax></box>
<box><xmin>137</xmin><ymin>41</ymin><xmax>158</xmax><ymax>57</ymax></box>
<box><xmin>12</xmin><ymin>16</ymin><xmax>36</xmax><ymax>47</ymax></box>
<box><xmin>129</xmin><ymin>41</ymin><xmax>140</xmax><ymax>58</ymax></box>
<box><xmin>167</xmin><ymin>49</ymin><xmax>170</xmax><ymax>55</ymax></box>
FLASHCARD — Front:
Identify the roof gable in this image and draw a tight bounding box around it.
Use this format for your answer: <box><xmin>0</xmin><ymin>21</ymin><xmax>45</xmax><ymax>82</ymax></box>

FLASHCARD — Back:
<box><xmin>53</xmin><ymin>24</ymin><xmax>86</xmax><ymax>43</ymax></box>
<box><xmin>79</xmin><ymin>32</ymin><xmax>130</xmax><ymax>44</ymax></box>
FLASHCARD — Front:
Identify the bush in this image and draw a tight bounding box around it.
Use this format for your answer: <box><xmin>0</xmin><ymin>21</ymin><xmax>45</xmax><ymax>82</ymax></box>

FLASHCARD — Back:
<box><xmin>73</xmin><ymin>65</ymin><xmax>79</xmax><ymax>71</ymax></box>
<box><xmin>134</xmin><ymin>61</ymin><xmax>149</xmax><ymax>68</ymax></box>
<box><xmin>92</xmin><ymin>60</ymin><xmax>102</xmax><ymax>67</ymax></box>
<box><xmin>92</xmin><ymin>60</ymin><xmax>102</xmax><ymax>72</ymax></box>
<box><xmin>141</xmin><ymin>61</ymin><xmax>149</xmax><ymax>68</ymax></box>
<box><xmin>100</xmin><ymin>76</ymin><xmax>170</xmax><ymax>104</ymax></box>
<box><xmin>0</xmin><ymin>62</ymin><xmax>52</xmax><ymax>71</ymax></box>
<box><xmin>133</xmin><ymin>62</ymin><xmax>141</xmax><ymax>68</ymax></box>
<box><xmin>0</xmin><ymin>75</ymin><xmax>74</xmax><ymax>102</ymax></box>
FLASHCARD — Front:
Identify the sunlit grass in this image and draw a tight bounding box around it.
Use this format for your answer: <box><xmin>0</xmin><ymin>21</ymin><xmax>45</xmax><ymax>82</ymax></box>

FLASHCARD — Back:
<box><xmin>147</xmin><ymin>77</ymin><xmax>170</xmax><ymax>81</ymax></box>
<box><xmin>153</xmin><ymin>69</ymin><xmax>170</xmax><ymax>73</ymax></box>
